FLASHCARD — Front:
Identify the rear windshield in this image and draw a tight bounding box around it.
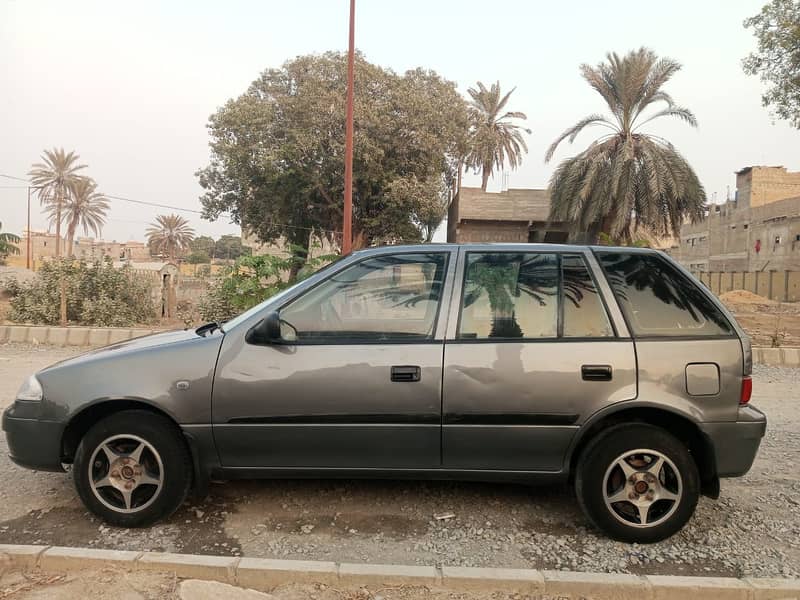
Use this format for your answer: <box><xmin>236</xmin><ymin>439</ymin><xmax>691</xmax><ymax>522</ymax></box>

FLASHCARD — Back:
<box><xmin>596</xmin><ymin>252</ymin><xmax>734</xmax><ymax>338</ymax></box>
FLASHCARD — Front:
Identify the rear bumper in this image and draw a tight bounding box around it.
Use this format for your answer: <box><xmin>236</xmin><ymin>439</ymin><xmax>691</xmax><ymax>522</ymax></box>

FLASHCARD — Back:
<box><xmin>2</xmin><ymin>405</ymin><xmax>65</xmax><ymax>472</ymax></box>
<box><xmin>699</xmin><ymin>405</ymin><xmax>767</xmax><ymax>477</ymax></box>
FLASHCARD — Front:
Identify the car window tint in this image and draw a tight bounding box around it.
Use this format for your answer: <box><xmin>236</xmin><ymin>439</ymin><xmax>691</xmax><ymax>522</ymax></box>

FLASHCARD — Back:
<box><xmin>562</xmin><ymin>255</ymin><xmax>614</xmax><ymax>337</ymax></box>
<box><xmin>459</xmin><ymin>253</ymin><xmax>558</xmax><ymax>339</ymax></box>
<box><xmin>597</xmin><ymin>252</ymin><xmax>733</xmax><ymax>337</ymax></box>
<box><xmin>279</xmin><ymin>253</ymin><xmax>447</xmax><ymax>342</ymax></box>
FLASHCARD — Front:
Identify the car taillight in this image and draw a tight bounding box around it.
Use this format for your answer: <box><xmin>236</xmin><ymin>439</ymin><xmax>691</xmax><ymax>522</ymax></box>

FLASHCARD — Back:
<box><xmin>740</xmin><ymin>376</ymin><xmax>752</xmax><ymax>405</ymax></box>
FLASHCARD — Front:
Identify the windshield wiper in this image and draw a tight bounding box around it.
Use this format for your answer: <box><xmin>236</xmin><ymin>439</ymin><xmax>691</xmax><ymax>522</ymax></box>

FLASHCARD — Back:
<box><xmin>195</xmin><ymin>321</ymin><xmax>224</xmax><ymax>337</ymax></box>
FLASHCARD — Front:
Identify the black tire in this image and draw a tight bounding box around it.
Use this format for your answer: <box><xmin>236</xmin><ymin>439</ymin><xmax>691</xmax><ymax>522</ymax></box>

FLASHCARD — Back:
<box><xmin>575</xmin><ymin>423</ymin><xmax>700</xmax><ymax>543</ymax></box>
<box><xmin>73</xmin><ymin>410</ymin><xmax>192</xmax><ymax>527</ymax></box>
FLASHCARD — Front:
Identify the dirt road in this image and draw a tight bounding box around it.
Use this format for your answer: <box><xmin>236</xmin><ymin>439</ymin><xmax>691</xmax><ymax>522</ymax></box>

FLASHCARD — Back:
<box><xmin>0</xmin><ymin>343</ymin><xmax>798</xmax><ymax>580</ymax></box>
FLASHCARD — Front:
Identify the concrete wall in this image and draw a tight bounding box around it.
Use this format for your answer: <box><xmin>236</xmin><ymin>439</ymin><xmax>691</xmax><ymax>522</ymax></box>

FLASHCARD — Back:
<box><xmin>692</xmin><ymin>269</ymin><xmax>800</xmax><ymax>302</ymax></box>
<box><xmin>456</xmin><ymin>221</ymin><xmax>529</xmax><ymax>243</ymax></box>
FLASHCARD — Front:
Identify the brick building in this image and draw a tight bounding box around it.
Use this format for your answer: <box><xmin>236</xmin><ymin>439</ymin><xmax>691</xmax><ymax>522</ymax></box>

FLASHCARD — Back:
<box><xmin>672</xmin><ymin>166</ymin><xmax>800</xmax><ymax>272</ymax></box>
<box><xmin>453</xmin><ymin>187</ymin><xmax>571</xmax><ymax>243</ymax></box>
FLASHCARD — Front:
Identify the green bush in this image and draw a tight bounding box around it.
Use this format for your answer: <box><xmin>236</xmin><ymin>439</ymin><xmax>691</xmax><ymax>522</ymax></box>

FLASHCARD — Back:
<box><xmin>6</xmin><ymin>258</ymin><xmax>156</xmax><ymax>326</ymax></box>
<box><xmin>197</xmin><ymin>251</ymin><xmax>336</xmax><ymax>322</ymax></box>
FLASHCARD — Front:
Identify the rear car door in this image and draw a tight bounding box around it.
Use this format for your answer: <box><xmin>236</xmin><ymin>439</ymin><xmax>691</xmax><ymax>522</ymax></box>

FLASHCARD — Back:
<box><xmin>212</xmin><ymin>249</ymin><xmax>455</xmax><ymax>470</ymax></box>
<box><xmin>441</xmin><ymin>248</ymin><xmax>637</xmax><ymax>472</ymax></box>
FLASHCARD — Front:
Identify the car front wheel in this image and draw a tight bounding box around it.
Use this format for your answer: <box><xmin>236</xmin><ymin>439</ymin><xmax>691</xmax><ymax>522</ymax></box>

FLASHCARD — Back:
<box><xmin>575</xmin><ymin>423</ymin><xmax>700</xmax><ymax>543</ymax></box>
<box><xmin>73</xmin><ymin>410</ymin><xmax>192</xmax><ymax>527</ymax></box>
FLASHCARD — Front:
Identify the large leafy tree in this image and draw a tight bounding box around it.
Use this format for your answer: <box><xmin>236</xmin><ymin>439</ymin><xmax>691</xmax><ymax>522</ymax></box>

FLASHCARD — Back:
<box><xmin>28</xmin><ymin>148</ymin><xmax>87</xmax><ymax>256</ymax></box>
<box><xmin>465</xmin><ymin>81</ymin><xmax>531</xmax><ymax>191</ymax></box>
<box><xmin>0</xmin><ymin>222</ymin><xmax>21</xmax><ymax>263</ymax></box>
<box><xmin>146</xmin><ymin>214</ymin><xmax>195</xmax><ymax>262</ymax></box>
<box><xmin>546</xmin><ymin>48</ymin><xmax>706</xmax><ymax>243</ymax></box>
<box><xmin>45</xmin><ymin>177</ymin><xmax>109</xmax><ymax>256</ymax></box>
<box><xmin>215</xmin><ymin>234</ymin><xmax>250</xmax><ymax>260</ymax></box>
<box><xmin>197</xmin><ymin>52</ymin><xmax>468</xmax><ymax>269</ymax></box>
<box><xmin>743</xmin><ymin>0</ymin><xmax>800</xmax><ymax>128</ymax></box>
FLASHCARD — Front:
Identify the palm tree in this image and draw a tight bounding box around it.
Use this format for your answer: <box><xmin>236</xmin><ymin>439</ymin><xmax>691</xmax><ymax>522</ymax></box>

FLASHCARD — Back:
<box><xmin>0</xmin><ymin>222</ymin><xmax>21</xmax><ymax>262</ymax></box>
<box><xmin>28</xmin><ymin>148</ymin><xmax>87</xmax><ymax>256</ymax></box>
<box><xmin>546</xmin><ymin>48</ymin><xmax>706</xmax><ymax>243</ymax></box>
<box><xmin>146</xmin><ymin>214</ymin><xmax>195</xmax><ymax>262</ymax></box>
<box><xmin>465</xmin><ymin>81</ymin><xmax>531</xmax><ymax>191</ymax></box>
<box><xmin>45</xmin><ymin>177</ymin><xmax>110</xmax><ymax>256</ymax></box>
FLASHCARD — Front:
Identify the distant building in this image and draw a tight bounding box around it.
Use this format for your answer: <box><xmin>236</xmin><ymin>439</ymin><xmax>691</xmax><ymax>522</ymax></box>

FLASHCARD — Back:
<box><xmin>15</xmin><ymin>231</ymin><xmax>152</xmax><ymax>266</ymax></box>
<box><xmin>241</xmin><ymin>230</ymin><xmax>335</xmax><ymax>258</ymax></box>
<box><xmin>672</xmin><ymin>166</ymin><xmax>800</xmax><ymax>272</ymax></box>
<box><xmin>453</xmin><ymin>187</ymin><xmax>572</xmax><ymax>244</ymax></box>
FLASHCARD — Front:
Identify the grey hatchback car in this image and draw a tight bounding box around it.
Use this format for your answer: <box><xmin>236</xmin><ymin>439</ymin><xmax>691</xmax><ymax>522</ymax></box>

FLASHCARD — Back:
<box><xmin>3</xmin><ymin>244</ymin><xmax>766</xmax><ymax>542</ymax></box>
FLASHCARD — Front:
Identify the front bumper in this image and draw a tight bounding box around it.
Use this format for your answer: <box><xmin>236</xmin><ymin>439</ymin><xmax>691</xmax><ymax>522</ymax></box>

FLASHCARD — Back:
<box><xmin>2</xmin><ymin>404</ymin><xmax>65</xmax><ymax>472</ymax></box>
<box><xmin>699</xmin><ymin>405</ymin><xmax>767</xmax><ymax>478</ymax></box>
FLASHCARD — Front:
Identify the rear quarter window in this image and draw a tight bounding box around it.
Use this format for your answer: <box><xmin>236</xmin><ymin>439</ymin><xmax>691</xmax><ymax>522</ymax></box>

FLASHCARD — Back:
<box><xmin>597</xmin><ymin>252</ymin><xmax>733</xmax><ymax>338</ymax></box>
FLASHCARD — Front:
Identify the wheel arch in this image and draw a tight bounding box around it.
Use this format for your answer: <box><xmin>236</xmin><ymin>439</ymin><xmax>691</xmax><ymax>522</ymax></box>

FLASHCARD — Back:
<box><xmin>61</xmin><ymin>399</ymin><xmax>182</xmax><ymax>465</ymax></box>
<box><xmin>567</xmin><ymin>404</ymin><xmax>719</xmax><ymax>498</ymax></box>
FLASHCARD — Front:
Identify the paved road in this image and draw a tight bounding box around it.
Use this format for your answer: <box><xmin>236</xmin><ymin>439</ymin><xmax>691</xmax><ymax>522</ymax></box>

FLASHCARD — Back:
<box><xmin>0</xmin><ymin>343</ymin><xmax>798</xmax><ymax>579</ymax></box>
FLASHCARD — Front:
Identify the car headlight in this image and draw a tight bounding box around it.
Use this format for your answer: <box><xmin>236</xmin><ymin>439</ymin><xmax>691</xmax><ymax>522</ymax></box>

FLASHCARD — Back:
<box><xmin>16</xmin><ymin>375</ymin><xmax>43</xmax><ymax>402</ymax></box>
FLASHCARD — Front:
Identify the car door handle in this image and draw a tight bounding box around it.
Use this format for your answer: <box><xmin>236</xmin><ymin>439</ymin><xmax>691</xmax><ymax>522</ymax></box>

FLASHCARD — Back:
<box><xmin>581</xmin><ymin>365</ymin><xmax>613</xmax><ymax>381</ymax></box>
<box><xmin>391</xmin><ymin>365</ymin><xmax>421</xmax><ymax>382</ymax></box>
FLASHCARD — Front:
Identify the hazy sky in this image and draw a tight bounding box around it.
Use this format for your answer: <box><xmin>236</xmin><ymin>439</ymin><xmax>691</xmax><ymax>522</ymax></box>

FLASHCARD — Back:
<box><xmin>2</xmin><ymin>0</ymin><xmax>798</xmax><ymax>243</ymax></box>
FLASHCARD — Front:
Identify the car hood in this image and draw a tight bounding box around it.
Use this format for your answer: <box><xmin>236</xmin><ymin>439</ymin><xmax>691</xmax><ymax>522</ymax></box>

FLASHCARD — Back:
<box><xmin>39</xmin><ymin>328</ymin><xmax>216</xmax><ymax>373</ymax></box>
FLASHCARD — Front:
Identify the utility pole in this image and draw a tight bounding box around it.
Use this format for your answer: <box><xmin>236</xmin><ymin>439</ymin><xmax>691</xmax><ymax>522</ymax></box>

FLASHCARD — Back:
<box><xmin>26</xmin><ymin>186</ymin><xmax>32</xmax><ymax>270</ymax></box>
<box><xmin>342</xmin><ymin>0</ymin><xmax>355</xmax><ymax>254</ymax></box>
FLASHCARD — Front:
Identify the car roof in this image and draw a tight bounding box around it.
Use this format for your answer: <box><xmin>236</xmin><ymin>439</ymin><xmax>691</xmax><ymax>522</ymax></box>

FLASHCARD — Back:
<box><xmin>352</xmin><ymin>243</ymin><xmax>661</xmax><ymax>255</ymax></box>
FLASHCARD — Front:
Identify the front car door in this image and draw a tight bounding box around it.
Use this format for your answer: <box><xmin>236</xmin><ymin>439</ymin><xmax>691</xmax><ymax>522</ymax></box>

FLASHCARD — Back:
<box><xmin>212</xmin><ymin>248</ymin><xmax>456</xmax><ymax>470</ymax></box>
<box><xmin>442</xmin><ymin>247</ymin><xmax>637</xmax><ymax>472</ymax></box>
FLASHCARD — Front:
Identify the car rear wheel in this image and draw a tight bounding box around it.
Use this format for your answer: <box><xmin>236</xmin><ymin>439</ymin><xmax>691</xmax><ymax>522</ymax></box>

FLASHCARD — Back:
<box><xmin>575</xmin><ymin>423</ymin><xmax>700</xmax><ymax>543</ymax></box>
<box><xmin>73</xmin><ymin>410</ymin><xmax>191</xmax><ymax>527</ymax></box>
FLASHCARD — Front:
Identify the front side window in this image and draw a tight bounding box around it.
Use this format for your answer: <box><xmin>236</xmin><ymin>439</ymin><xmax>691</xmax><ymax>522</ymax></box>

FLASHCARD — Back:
<box><xmin>597</xmin><ymin>252</ymin><xmax>733</xmax><ymax>337</ymax></box>
<box><xmin>279</xmin><ymin>253</ymin><xmax>447</xmax><ymax>342</ymax></box>
<box><xmin>458</xmin><ymin>252</ymin><xmax>614</xmax><ymax>340</ymax></box>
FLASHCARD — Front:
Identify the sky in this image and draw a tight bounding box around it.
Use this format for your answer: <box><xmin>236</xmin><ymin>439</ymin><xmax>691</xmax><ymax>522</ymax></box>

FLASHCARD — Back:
<box><xmin>1</xmin><ymin>0</ymin><xmax>798</xmax><ymax>244</ymax></box>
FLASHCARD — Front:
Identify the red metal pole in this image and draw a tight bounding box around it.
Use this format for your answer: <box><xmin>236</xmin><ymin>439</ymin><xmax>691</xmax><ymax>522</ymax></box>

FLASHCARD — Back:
<box><xmin>26</xmin><ymin>186</ymin><xmax>31</xmax><ymax>270</ymax></box>
<box><xmin>342</xmin><ymin>0</ymin><xmax>355</xmax><ymax>254</ymax></box>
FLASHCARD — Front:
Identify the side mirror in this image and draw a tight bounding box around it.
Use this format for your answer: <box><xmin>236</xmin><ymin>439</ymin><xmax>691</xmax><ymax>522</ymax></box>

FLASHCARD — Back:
<box><xmin>247</xmin><ymin>311</ymin><xmax>282</xmax><ymax>344</ymax></box>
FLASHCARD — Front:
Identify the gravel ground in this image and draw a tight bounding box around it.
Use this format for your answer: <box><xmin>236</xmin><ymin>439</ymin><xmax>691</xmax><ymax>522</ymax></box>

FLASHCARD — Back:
<box><xmin>0</xmin><ymin>343</ymin><xmax>798</xmax><ymax>580</ymax></box>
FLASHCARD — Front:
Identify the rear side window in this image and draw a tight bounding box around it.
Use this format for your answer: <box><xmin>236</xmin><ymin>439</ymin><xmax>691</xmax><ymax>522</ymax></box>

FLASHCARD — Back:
<box><xmin>597</xmin><ymin>252</ymin><xmax>733</xmax><ymax>337</ymax></box>
<box><xmin>457</xmin><ymin>252</ymin><xmax>614</xmax><ymax>340</ymax></box>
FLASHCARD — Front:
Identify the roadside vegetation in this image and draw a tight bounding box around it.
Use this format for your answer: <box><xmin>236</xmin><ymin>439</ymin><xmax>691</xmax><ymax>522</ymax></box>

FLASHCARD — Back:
<box><xmin>197</xmin><ymin>249</ymin><xmax>336</xmax><ymax>323</ymax></box>
<box><xmin>4</xmin><ymin>257</ymin><xmax>155</xmax><ymax>327</ymax></box>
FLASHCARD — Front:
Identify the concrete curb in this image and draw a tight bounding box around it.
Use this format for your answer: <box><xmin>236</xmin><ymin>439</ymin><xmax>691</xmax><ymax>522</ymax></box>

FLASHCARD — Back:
<box><xmin>0</xmin><ymin>325</ymin><xmax>162</xmax><ymax>347</ymax></box>
<box><xmin>753</xmin><ymin>346</ymin><xmax>800</xmax><ymax>368</ymax></box>
<box><xmin>0</xmin><ymin>545</ymin><xmax>798</xmax><ymax>599</ymax></box>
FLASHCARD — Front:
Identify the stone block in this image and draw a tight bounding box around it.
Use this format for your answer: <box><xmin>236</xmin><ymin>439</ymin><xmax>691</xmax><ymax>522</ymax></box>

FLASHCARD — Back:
<box><xmin>744</xmin><ymin>577</ymin><xmax>800</xmax><ymax>600</ymax></box>
<box><xmin>543</xmin><ymin>570</ymin><xmax>652</xmax><ymax>600</ymax></box>
<box><xmin>39</xmin><ymin>546</ymin><xmax>140</xmax><ymax>572</ymax></box>
<box><xmin>647</xmin><ymin>575</ymin><xmax>752</xmax><ymax>600</ymax></box>
<box><xmin>88</xmin><ymin>328</ymin><xmax>111</xmax><ymax>346</ymax></box>
<box><xmin>236</xmin><ymin>558</ymin><xmax>338</xmax><ymax>590</ymax></box>
<box><xmin>0</xmin><ymin>544</ymin><xmax>49</xmax><ymax>569</ymax></box>
<box><xmin>7</xmin><ymin>326</ymin><xmax>29</xmax><ymax>343</ymax></box>
<box><xmin>137</xmin><ymin>552</ymin><xmax>238</xmax><ymax>582</ymax></box>
<box><xmin>338</xmin><ymin>562</ymin><xmax>440</xmax><ymax>586</ymax></box>
<box><xmin>760</xmin><ymin>348</ymin><xmax>783</xmax><ymax>366</ymax></box>
<box><xmin>66</xmin><ymin>327</ymin><xmax>90</xmax><ymax>346</ymax></box>
<box><xmin>441</xmin><ymin>566</ymin><xmax>544</xmax><ymax>592</ymax></box>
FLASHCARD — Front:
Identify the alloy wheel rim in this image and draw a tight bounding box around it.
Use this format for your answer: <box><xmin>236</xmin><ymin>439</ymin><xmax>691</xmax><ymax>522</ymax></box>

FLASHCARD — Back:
<box><xmin>88</xmin><ymin>434</ymin><xmax>164</xmax><ymax>514</ymax></box>
<box><xmin>602</xmin><ymin>448</ymin><xmax>683</xmax><ymax>529</ymax></box>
